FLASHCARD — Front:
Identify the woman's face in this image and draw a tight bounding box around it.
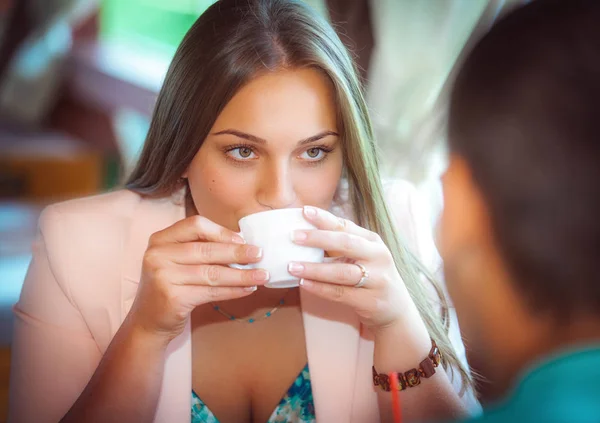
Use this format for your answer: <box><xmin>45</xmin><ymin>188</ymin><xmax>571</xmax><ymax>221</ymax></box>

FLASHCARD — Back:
<box><xmin>186</xmin><ymin>68</ymin><xmax>343</xmax><ymax>231</ymax></box>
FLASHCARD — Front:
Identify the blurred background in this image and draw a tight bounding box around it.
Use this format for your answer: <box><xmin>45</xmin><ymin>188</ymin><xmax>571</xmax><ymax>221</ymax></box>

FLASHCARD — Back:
<box><xmin>0</xmin><ymin>0</ymin><xmax>524</xmax><ymax>420</ymax></box>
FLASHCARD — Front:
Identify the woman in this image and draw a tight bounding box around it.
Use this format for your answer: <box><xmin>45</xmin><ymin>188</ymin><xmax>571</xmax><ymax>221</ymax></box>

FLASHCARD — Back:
<box><xmin>9</xmin><ymin>1</ymin><xmax>478</xmax><ymax>422</ymax></box>
<box><xmin>438</xmin><ymin>0</ymin><xmax>600</xmax><ymax>421</ymax></box>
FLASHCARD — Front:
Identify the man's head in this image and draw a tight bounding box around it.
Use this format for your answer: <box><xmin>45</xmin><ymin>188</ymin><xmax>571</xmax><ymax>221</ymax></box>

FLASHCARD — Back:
<box><xmin>439</xmin><ymin>0</ymin><xmax>600</xmax><ymax>398</ymax></box>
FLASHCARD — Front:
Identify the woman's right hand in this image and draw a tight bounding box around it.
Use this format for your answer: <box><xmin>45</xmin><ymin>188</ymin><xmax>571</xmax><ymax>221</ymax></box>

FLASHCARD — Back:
<box><xmin>126</xmin><ymin>215</ymin><xmax>268</xmax><ymax>344</ymax></box>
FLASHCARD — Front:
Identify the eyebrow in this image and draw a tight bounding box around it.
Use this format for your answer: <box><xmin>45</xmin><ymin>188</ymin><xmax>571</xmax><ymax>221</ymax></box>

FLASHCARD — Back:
<box><xmin>211</xmin><ymin>129</ymin><xmax>339</xmax><ymax>146</ymax></box>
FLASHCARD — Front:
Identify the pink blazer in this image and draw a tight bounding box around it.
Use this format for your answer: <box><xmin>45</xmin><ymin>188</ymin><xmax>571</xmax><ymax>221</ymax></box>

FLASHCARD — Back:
<box><xmin>8</xmin><ymin>180</ymin><xmax>478</xmax><ymax>423</ymax></box>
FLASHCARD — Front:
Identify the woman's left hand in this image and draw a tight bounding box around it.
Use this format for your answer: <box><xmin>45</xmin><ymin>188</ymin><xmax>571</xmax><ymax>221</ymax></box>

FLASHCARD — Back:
<box><xmin>289</xmin><ymin>205</ymin><xmax>413</xmax><ymax>331</ymax></box>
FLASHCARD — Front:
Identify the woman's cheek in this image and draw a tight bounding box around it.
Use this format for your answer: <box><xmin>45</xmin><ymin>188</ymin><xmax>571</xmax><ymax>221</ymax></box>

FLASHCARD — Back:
<box><xmin>295</xmin><ymin>165</ymin><xmax>342</xmax><ymax>209</ymax></box>
<box><xmin>189</xmin><ymin>160</ymin><xmax>258</xmax><ymax>228</ymax></box>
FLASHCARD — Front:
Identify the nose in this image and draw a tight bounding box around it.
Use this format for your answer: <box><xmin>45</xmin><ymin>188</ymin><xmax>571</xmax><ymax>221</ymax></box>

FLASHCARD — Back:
<box><xmin>256</xmin><ymin>160</ymin><xmax>297</xmax><ymax>210</ymax></box>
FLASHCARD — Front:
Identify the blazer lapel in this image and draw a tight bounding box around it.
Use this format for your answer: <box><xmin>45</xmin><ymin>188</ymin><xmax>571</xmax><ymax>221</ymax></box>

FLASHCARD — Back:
<box><xmin>300</xmin><ymin>181</ymin><xmax>376</xmax><ymax>423</ymax></box>
<box><xmin>121</xmin><ymin>189</ymin><xmax>185</xmax><ymax>294</ymax></box>
<box><xmin>351</xmin><ymin>328</ymin><xmax>379</xmax><ymax>423</ymax></box>
<box><xmin>154</xmin><ymin>320</ymin><xmax>192</xmax><ymax>423</ymax></box>
<box><xmin>121</xmin><ymin>189</ymin><xmax>192</xmax><ymax>423</ymax></box>
<box><xmin>301</xmin><ymin>289</ymin><xmax>361</xmax><ymax>423</ymax></box>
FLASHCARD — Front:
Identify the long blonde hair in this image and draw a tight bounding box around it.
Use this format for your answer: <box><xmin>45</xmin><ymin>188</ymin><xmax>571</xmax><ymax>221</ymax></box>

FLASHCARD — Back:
<box><xmin>127</xmin><ymin>0</ymin><xmax>472</xmax><ymax>391</ymax></box>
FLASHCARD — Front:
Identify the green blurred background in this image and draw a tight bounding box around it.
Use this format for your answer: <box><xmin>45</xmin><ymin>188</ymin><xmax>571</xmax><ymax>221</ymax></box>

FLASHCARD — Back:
<box><xmin>101</xmin><ymin>0</ymin><xmax>216</xmax><ymax>57</ymax></box>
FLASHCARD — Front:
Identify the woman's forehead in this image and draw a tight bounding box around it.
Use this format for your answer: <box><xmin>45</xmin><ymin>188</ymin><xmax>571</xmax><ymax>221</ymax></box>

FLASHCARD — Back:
<box><xmin>210</xmin><ymin>69</ymin><xmax>338</xmax><ymax>135</ymax></box>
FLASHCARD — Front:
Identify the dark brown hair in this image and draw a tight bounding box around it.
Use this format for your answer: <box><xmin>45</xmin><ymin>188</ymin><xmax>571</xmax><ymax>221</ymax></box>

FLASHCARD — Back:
<box><xmin>449</xmin><ymin>0</ymin><xmax>600</xmax><ymax>318</ymax></box>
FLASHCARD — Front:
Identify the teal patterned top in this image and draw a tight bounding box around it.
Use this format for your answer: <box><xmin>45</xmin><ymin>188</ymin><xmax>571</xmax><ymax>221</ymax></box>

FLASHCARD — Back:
<box><xmin>191</xmin><ymin>364</ymin><xmax>315</xmax><ymax>423</ymax></box>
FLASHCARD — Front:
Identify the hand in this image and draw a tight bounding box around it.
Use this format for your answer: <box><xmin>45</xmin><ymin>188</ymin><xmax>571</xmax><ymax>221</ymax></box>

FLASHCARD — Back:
<box><xmin>289</xmin><ymin>206</ymin><xmax>417</xmax><ymax>332</ymax></box>
<box><xmin>127</xmin><ymin>215</ymin><xmax>270</xmax><ymax>343</ymax></box>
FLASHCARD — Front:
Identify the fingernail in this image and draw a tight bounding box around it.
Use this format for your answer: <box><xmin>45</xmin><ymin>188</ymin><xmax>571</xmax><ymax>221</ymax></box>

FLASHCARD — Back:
<box><xmin>304</xmin><ymin>206</ymin><xmax>317</xmax><ymax>218</ymax></box>
<box><xmin>291</xmin><ymin>230</ymin><xmax>308</xmax><ymax>243</ymax></box>
<box><xmin>244</xmin><ymin>285</ymin><xmax>258</xmax><ymax>292</ymax></box>
<box><xmin>253</xmin><ymin>270</ymin><xmax>270</xmax><ymax>281</ymax></box>
<box><xmin>288</xmin><ymin>262</ymin><xmax>304</xmax><ymax>275</ymax></box>
<box><xmin>246</xmin><ymin>246</ymin><xmax>263</xmax><ymax>259</ymax></box>
<box><xmin>298</xmin><ymin>279</ymin><xmax>314</xmax><ymax>289</ymax></box>
<box><xmin>232</xmin><ymin>234</ymin><xmax>246</xmax><ymax>244</ymax></box>
<box><xmin>299</xmin><ymin>279</ymin><xmax>313</xmax><ymax>288</ymax></box>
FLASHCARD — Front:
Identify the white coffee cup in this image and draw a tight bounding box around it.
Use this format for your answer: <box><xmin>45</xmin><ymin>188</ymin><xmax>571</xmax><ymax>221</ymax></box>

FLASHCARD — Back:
<box><xmin>230</xmin><ymin>208</ymin><xmax>324</xmax><ymax>288</ymax></box>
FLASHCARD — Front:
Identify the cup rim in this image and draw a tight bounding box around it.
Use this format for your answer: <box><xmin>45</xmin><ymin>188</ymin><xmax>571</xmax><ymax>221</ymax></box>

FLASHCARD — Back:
<box><xmin>238</xmin><ymin>207</ymin><xmax>304</xmax><ymax>225</ymax></box>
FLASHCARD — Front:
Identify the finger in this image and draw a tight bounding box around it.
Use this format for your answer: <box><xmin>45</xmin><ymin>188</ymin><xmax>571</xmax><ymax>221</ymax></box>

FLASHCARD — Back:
<box><xmin>162</xmin><ymin>264</ymin><xmax>270</xmax><ymax>287</ymax></box>
<box><xmin>299</xmin><ymin>279</ymin><xmax>371</xmax><ymax>311</ymax></box>
<box><xmin>155</xmin><ymin>242</ymin><xmax>263</xmax><ymax>265</ymax></box>
<box><xmin>302</xmin><ymin>206</ymin><xmax>380</xmax><ymax>241</ymax></box>
<box><xmin>288</xmin><ymin>261</ymin><xmax>367</xmax><ymax>287</ymax></box>
<box><xmin>292</xmin><ymin>229</ymin><xmax>379</xmax><ymax>260</ymax></box>
<box><xmin>150</xmin><ymin>215</ymin><xmax>245</xmax><ymax>246</ymax></box>
<box><xmin>179</xmin><ymin>284</ymin><xmax>258</xmax><ymax>306</ymax></box>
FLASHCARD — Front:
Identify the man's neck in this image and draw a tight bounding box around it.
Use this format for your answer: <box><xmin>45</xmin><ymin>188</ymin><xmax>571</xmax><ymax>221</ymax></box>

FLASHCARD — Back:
<box><xmin>486</xmin><ymin>315</ymin><xmax>600</xmax><ymax>402</ymax></box>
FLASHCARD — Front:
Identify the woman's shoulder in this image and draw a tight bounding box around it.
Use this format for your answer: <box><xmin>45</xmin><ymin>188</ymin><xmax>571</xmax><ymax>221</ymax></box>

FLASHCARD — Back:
<box><xmin>381</xmin><ymin>179</ymin><xmax>439</xmax><ymax>268</ymax></box>
<box><xmin>36</xmin><ymin>189</ymin><xmax>144</xmax><ymax>280</ymax></box>
<box><xmin>381</xmin><ymin>179</ymin><xmax>421</xmax><ymax>223</ymax></box>
<box><xmin>40</xmin><ymin>188</ymin><xmax>185</xmax><ymax>243</ymax></box>
<box><xmin>332</xmin><ymin>178</ymin><xmax>418</xmax><ymax>218</ymax></box>
<box><xmin>44</xmin><ymin>189</ymin><xmax>143</xmax><ymax>219</ymax></box>
<box><xmin>38</xmin><ymin>189</ymin><xmax>137</xmax><ymax>237</ymax></box>
<box><xmin>38</xmin><ymin>188</ymin><xmax>183</xmax><ymax>268</ymax></box>
<box><xmin>334</xmin><ymin>178</ymin><xmax>428</xmax><ymax>234</ymax></box>
<box><xmin>380</xmin><ymin>179</ymin><xmax>428</xmax><ymax>235</ymax></box>
<box><xmin>334</xmin><ymin>178</ymin><xmax>436</xmax><ymax>263</ymax></box>
<box><xmin>33</xmin><ymin>190</ymin><xmax>173</xmax><ymax>326</ymax></box>
<box><xmin>36</xmin><ymin>189</ymin><xmax>150</xmax><ymax>267</ymax></box>
<box><xmin>381</xmin><ymin>178</ymin><xmax>418</xmax><ymax>202</ymax></box>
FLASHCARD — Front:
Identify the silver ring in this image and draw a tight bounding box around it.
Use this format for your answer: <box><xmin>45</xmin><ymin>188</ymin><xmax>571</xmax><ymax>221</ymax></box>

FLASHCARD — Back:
<box><xmin>354</xmin><ymin>263</ymin><xmax>369</xmax><ymax>288</ymax></box>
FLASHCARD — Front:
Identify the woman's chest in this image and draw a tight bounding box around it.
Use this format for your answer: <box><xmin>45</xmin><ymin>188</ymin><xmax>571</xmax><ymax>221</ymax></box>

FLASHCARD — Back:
<box><xmin>191</xmin><ymin>307</ymin><xmax>309</xmax><ymax>423</ymax></box>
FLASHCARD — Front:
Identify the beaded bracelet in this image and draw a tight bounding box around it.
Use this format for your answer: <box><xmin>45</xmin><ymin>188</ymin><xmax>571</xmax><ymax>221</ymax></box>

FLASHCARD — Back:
<box><xmin>372</xmin><ymin>339</ymin><xmax>442</xmax><ymax>391</ymax></box>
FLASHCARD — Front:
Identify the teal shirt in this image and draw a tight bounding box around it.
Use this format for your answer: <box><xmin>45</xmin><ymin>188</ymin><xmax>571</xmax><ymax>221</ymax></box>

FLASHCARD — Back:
<box><xmin>462</xmin><ymin>346</ymin><xmax>600</xmax><ymax>423</ymax></box>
